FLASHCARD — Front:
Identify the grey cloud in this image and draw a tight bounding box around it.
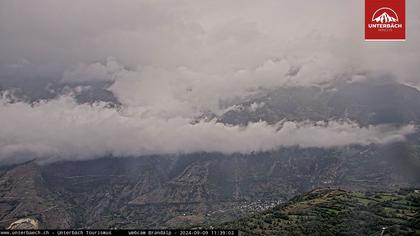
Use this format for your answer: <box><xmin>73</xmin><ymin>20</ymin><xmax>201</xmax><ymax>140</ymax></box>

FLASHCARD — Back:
<box><xmin>0</xmin><ymin>95</ymin><xmax>416</xmax><ymax>164</ymax></box>
<box><xmin>1</xmin><ymin>0</ymin><xmax>419</xmax><ymax>83</ymax></box>
<box><xmin>1</xmin><ymin>1</ymin><xmax>420</xmax><ymax>164</ymax></box>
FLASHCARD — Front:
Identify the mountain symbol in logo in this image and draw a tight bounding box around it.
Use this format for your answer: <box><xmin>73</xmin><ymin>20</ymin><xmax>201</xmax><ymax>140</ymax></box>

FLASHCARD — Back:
<box><xmin>373</xmin><ymin>12</ymin><xmax>398</xmax><ymax>23</ymax></box>
<box><xmin>372</xmin><ymin>8</ymin><xmax>399</xmax><ymax>23</ymax></box>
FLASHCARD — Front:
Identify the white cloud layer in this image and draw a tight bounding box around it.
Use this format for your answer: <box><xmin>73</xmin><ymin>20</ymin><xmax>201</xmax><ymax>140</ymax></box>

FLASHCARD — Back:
<box><xmin>0</xmin><ymin>96</ymin><xmax>415</xmax><ymax>164</ymax></box>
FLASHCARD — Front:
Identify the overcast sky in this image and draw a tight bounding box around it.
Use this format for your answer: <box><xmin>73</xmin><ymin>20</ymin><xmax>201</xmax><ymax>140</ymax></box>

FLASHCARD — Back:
<box><xmin>0</xmin><ymin>1</ymin><xmax>419</xmax><ymax>163</ymax></box>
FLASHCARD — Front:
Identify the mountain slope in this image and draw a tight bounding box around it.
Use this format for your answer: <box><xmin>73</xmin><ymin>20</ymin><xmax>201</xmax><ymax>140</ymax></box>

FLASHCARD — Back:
<box><xmin>0</xmin><ymin>162</ymin><xmax>72</xmax><ymax>228</ymax></box>
<box><xmin>220</xmin><ymin>80</ymin><xmax>420</xmax><ymax>126</ymax></box>
<box><xmin>1</xmin><ymin>142</ymin><xmax>419</xmax><ymax>229</ymax></box>
<box><xmin>221</xmin><ymin>188</ymin><xmax>420</xmax><ymax>236</ymax></box>
<box><xmin>1</xmin><ymin>81</ymin><xmax>420</xmax><ymax>229</ymax></box>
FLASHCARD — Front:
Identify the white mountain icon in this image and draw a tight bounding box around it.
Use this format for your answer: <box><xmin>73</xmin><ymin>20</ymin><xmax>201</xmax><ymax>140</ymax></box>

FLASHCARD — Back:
<box><xmin>373</xmin><ymin>12</ymin><xmax>398</xmax><ymax>23</ymax></box>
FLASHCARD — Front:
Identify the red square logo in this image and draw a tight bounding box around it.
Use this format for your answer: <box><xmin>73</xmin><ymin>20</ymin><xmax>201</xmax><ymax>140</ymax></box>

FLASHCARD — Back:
<box><xmin>365</xmin><ymin>0</ymin><xmax>406</xmax><ymax>41</ymax></box>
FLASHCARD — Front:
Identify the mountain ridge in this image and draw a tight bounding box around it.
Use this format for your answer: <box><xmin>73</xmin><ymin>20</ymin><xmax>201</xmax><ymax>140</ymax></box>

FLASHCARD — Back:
<box><xmin>1</xmin><ymin>80</ymin><xmax>420</xmax><ymax>229</ymax></box>
<box><xmin>220</xmin><ymin>188</ymin><xmax>420</xmax><ymax>235</ymax></box>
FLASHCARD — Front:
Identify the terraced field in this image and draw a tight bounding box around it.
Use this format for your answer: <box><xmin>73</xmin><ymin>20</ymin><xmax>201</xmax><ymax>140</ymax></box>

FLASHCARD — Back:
<box><xmin>221</xmin><ymin>188</ymin><xmax>420</xmax><ymax>236</ymax></box>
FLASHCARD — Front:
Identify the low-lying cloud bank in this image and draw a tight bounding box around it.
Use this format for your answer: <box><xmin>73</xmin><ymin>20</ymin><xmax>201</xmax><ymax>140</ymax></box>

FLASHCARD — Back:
<box><xmin>0</xmin><ymin>96</ymin><xmax>415</xmax><ymax>164</ymax></box>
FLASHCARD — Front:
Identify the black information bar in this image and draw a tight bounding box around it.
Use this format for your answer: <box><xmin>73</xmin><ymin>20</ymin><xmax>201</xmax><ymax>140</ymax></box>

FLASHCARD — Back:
<box><xmin>0</xmin><ymin>230</ymin><xmax>238</xmax><ymax>236</ymax></box>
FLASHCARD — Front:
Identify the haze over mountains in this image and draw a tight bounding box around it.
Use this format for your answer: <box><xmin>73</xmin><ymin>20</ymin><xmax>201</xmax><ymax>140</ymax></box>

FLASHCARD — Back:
<box><xmin>1</xmin><ymin>0</ymin><xmax>420</xmax><ymax>231</ymax></box>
